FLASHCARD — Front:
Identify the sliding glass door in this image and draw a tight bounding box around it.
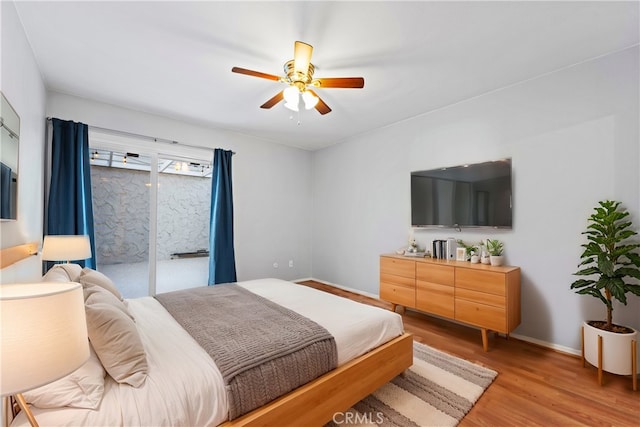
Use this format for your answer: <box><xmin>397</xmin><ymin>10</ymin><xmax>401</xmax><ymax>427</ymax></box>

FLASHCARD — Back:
<box><xmin>89</xmin><ymin>132</ymin><xmax>212</xmax><ymax>297</ymax></box>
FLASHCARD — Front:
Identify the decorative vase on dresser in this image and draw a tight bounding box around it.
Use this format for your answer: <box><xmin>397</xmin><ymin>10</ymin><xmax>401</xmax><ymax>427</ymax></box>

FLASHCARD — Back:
<box><xmin>380</xmin><ymin>254</ymin><xmax>521</xmax><ymax>351</ymax></box>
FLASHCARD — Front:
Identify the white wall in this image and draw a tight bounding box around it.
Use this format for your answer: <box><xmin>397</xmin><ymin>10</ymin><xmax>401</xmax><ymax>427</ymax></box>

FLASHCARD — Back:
<box><xmin>0</xmin><ymin>1</ymin><xmax>47</xmax><ymax>283</ymax></box>
<box><xmin>312</xmin><ymin>47</ymin><xmax>640</xmax><ymax>353</ymax></box>
<box><xmin>46</xmin><ymin>92</ymin><xmax>313</xmax><ymax>282</ymax></box>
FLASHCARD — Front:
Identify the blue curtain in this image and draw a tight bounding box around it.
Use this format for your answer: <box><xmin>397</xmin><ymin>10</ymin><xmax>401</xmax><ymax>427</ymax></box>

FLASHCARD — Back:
<box><xmin>208</xmin><ymin>149</ymin><xmax>237</xmax><ymax>285</ymax></box>
<box><xmin>46</xmin><ymin>118</ymin><xmax>96</xmax><ymax>269</ymax></box>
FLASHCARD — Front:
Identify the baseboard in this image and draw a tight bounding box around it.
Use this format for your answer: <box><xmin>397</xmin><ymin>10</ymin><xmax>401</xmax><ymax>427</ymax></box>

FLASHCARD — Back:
<box><xmin>299</xmin><ymin>277</ymin><xmax>583</xmax><ymax>358</ymax></box>
<box><xmin>509</xmin><ymin>333</ymin><xmax>581</xmax><ymax>357</ymax></box>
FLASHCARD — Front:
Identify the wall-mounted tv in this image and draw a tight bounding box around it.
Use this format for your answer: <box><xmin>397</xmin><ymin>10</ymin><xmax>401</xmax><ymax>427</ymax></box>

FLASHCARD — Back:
<box><xmin>411</xmin><ymin>158</ymin><xmax>512</xmax><ymax>229</ymax></box>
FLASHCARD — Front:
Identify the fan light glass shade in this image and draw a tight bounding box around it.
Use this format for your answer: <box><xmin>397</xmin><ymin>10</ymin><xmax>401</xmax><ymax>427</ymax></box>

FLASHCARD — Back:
<box><xmin>283</xmin><ymin>87</ymin><xmax>318</xmax><ymax>112</ymax></box>
<box><xmin>0</xmin><ymin>282</ymin><xmax>89</xmax><ymax>396</ymax></box>
<box><xmin>302</xmin><ymin>91</ymin><xmax>319</xmax><ymax>110</ymax></box>
<box><xmin>283</xmin><ymin>86</ymin><xmax>299</xmax><ymax>104</ymax></box>
<box><xmin>42</xmin><ymin>235</ymin><xmax>91</xmax><ymax>262</ymax></box>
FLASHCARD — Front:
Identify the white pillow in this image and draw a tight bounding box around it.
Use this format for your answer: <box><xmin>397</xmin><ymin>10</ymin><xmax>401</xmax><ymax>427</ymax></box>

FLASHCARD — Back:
<box><xmin>22</xmin><ymin>345</ymin><xmax>105</xmax><ymax>409</ymax></box>
<box><xmin>80</xmin><ymin>267</ymin><xmax>123</xmax><ymax>300</ymax></box>
<box><xmin>84</xmin><ymin>286</ymin><xmax>148</xmax><ymax>387</ymax></box>
<box><xmin>83</xmin><ymin>283</ymin><xmax>134</xmax><ymax>321</ymax></box>
<box><xmin>42</xmin><ymin>263</ymin><xmax>83</xmax><ymax>283</ymax></box>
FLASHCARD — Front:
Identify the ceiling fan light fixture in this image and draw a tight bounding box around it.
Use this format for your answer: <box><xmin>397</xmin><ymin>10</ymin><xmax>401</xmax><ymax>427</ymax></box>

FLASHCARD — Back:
<box><xmin>283</xmin><ymin>86</ymin><xmax>299</xmax><ymax>104</ymax></box>
<box><xmin>232</xmin><ymin>40</ymin><xmax>364</xmax><ymax>115</ymax></box>
<box><xmin>302</xmin><ymin>90</ymin><xmax>319</xmax><ymax>110</ymax></box>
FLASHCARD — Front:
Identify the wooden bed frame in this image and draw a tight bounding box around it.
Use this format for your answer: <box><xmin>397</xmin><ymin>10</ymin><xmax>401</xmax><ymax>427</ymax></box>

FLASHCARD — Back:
<box><xmin>5</xmin><ymin>333</ymin><xmax>413</xmax><ymax>427</ymax></box>
<box><xmin>5</xmin><ymin>329</ymin><xmax>413</xmax><ymax>427</ymax></box>
<box><xmin>222</xmin><ymin>332</ymin><xmax>414</xmax><ymax>427</ymax></box>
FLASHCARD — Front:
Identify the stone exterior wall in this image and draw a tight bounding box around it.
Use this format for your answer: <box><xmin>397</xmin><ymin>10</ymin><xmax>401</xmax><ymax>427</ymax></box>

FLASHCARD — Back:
<box><xmin>91</xmin><ymin>165</ymin><xmax>210</xmax><ymax>265</ymax></box>
<box><xmin>157</xmin><ymin>172</ymin><xmax>210</xmax><ymax>260</ymax></box>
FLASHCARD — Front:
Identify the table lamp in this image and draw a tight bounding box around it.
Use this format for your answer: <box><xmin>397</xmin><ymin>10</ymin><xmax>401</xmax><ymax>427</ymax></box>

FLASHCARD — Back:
<box><xmin>41</xmin><ymin>235</ymin><xmax>91</xmax><ymax>264</ymax></box>
<box><xmin>1</xmin><ymin>282</ymin><xmax>89</xmax><ymax>427</ymax></box>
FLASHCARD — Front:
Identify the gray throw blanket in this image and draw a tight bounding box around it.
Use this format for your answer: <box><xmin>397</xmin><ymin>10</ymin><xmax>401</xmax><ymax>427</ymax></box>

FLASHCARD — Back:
<box><xmin>155</xmin><ymin>284</ymin><xmax>337</xmax><ymax>420</ymax></box>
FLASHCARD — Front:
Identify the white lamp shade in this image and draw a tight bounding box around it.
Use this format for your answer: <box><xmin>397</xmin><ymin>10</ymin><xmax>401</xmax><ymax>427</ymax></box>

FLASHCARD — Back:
<box><xmin>42</xmin><ymin>235</ymin><xmax>92</xmax><ymax>262</ymax></box>
<box><xmin>302</xmin><ymin>91</ymin><xmax>319</xmax><ymax>110</ymax></box>
<box><xmin>283</xmin><ymin>86</ymin><xmax>300</xmax><ymax>104</ymax></box>
<box><xmin>0</xmin><ymin>282</ymin><xmax>89</xmax><ymax>395</ymax></box>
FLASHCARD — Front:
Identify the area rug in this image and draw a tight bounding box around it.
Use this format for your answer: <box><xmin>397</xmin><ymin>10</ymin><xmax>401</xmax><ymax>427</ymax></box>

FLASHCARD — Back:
<box><xmin>327</xmin><ymin>341</ymin><xmax>498</xmax><ymax>427</ymax></box>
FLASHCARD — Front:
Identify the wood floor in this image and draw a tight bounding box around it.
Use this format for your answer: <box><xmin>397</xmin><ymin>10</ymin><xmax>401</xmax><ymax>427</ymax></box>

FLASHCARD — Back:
<box><xmin>298</xmin><ymin>280</ymin><xmax>640</xmax><ymax>427</ymax></box>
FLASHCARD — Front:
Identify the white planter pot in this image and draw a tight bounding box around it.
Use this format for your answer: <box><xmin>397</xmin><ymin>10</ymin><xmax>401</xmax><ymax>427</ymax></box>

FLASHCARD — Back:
<box><xmin>583</xmin><ymin>321</ymin><xmax>638</xmax><ymax>375</ymax></box>
<box><xmin>489</xmin><ymin>255</ymin><xmax>504</xmax><ymax>266</ymax></box>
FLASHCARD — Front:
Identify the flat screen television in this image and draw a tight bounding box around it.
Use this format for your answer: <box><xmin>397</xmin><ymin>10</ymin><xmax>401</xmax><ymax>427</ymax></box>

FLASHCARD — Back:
<box><xmin>411</xmin><ymin>158</ymin><xmax>512</xmax><ymax>228</ymax></box>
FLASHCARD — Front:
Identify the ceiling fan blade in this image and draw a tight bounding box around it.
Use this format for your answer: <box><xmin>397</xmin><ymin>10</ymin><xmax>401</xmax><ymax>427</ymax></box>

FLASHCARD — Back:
<box><xmin>294</xmin><ymin>41</ymin><xmax>313</xmax><ymax>74</ymax></box>
<box><xmin>231</xmin><ymin>67</ymin><xmax>280</xmax><ymax>82</ymax></box>
<box><xmin>308</xmin><ymin>90</ymin><xmax>331</xmax><ymax>115</ymax></box>
<box><xmin>315</xmin><ymin>77</ymin><xmax>365</xmax><ymax>89</ymax></box>
<box><xmin>260</xmin><ymin>91</ymin><xmax>284</xmax><ymax>109</ymax></box>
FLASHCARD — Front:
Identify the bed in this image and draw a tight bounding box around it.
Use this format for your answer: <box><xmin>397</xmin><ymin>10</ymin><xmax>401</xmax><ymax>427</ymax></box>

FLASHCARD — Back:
<box><xmin>10</xmin><ymin>266</ymin><xmax>412</xmax><ymax>427</ymax></box>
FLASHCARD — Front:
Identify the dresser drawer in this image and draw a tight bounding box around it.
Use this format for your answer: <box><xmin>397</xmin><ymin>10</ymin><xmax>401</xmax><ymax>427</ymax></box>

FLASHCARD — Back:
<box><xmin>416</xmin><ymin>280</ymin><xmax>454</xmax><ymax>318</ymax></box>
<box><xmin>416</xmin><ymin>263</ymin><xmax>454</xmax><ymax>286</ymax></box>
<box><xmin>455</xmin><ymin>299</ymin><xmax>506</xmax><ymax>332</ymax></box>
<box><xmin>456</xmin><ymin>268</ymin><xmax>505</xmax><ymax>296</ymax></box>
<box><xmin>380</xmin><ymin>281</ymin><xmax>416</xmax><ymax>307</ymax></box>
<box><xmin>456</xmin><ymin>288</ymin><xmax>505</xmax><ymax>308</ymax></box>
<box><xmin>381</xmin><ymin>257</ymin><xmax>415</xmax><ymax>279</ymax></box>
<box><xmin>380</xmin><ymin>272</ymin><xmax>414</xmax><ymax>288</ymax></box>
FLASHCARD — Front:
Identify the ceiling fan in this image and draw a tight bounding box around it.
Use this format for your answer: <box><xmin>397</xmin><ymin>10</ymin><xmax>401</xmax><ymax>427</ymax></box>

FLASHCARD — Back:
<box><xmin>231</xmin><ymin>41</ymin><xmax>365</xmax><ymax>115</ymax></box>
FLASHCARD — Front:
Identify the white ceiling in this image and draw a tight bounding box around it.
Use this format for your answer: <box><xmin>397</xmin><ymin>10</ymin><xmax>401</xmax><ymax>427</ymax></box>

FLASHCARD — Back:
<box><xmin>13</xmin><ymin>1</ymin><xmax>639</xmax><ymax>151</ymax></box>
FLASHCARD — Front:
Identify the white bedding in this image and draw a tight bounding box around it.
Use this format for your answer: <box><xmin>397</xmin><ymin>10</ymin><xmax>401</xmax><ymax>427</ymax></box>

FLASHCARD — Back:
<box><xmin>238</xmin><ymin>279</ymin><xmax>403</xmax><ymax>366</ymax></box>
<box><xmin>13</xmin><ymin>279</ymin><xmax>403</xmax><ymax>427</ymax></box>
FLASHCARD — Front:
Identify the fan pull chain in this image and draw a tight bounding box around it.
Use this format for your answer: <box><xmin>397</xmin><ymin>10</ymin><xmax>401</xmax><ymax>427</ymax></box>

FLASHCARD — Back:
<box><xmin>289</xmin><ymin>110</ymin><xmax>302</xmax><ymax>126</ymax></box>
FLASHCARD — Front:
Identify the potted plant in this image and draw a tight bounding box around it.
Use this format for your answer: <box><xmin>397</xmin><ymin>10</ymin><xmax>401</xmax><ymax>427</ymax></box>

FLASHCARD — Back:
<box><xmin>571</xmin><ymin>200</ymin><xmax>640</xmax><ymax>380</ymax></box>
<box><xmin>486</xmin><ymin>239</ymin><xmax>504</xmax><ymax>266</ymax></box>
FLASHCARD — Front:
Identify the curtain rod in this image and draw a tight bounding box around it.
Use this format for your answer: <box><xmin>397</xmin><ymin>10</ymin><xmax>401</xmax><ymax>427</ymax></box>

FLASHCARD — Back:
<box><xmin>46</xmin><ymin>117</ymin><xmax>235</xmax><ymax>154</ymax></box>
<box><xmin>1</xmin><ymin>117</ymin><xmax>19</xmax><ymax>139</ymax></box>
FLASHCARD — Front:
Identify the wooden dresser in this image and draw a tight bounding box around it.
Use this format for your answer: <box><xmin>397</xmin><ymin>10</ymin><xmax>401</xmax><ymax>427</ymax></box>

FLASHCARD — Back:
<box><xmin>380</xmin><ymin>254</ymin><xmax>521</xmax><ymax>351</ymax></box>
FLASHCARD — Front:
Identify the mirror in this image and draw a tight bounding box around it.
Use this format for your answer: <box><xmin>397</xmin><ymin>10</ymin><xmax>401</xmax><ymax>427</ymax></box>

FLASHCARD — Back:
<box><xmin>1</xmin><ymin>92</ymin><xmax>20</xmax><ymax>221</ymax></box>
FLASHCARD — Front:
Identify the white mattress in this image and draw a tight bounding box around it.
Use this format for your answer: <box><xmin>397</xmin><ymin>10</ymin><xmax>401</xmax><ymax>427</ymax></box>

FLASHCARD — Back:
<box><xmin>13</xmin><ymin>279</ymin><xmax>404</xmax><ymax>427</ymax></box>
